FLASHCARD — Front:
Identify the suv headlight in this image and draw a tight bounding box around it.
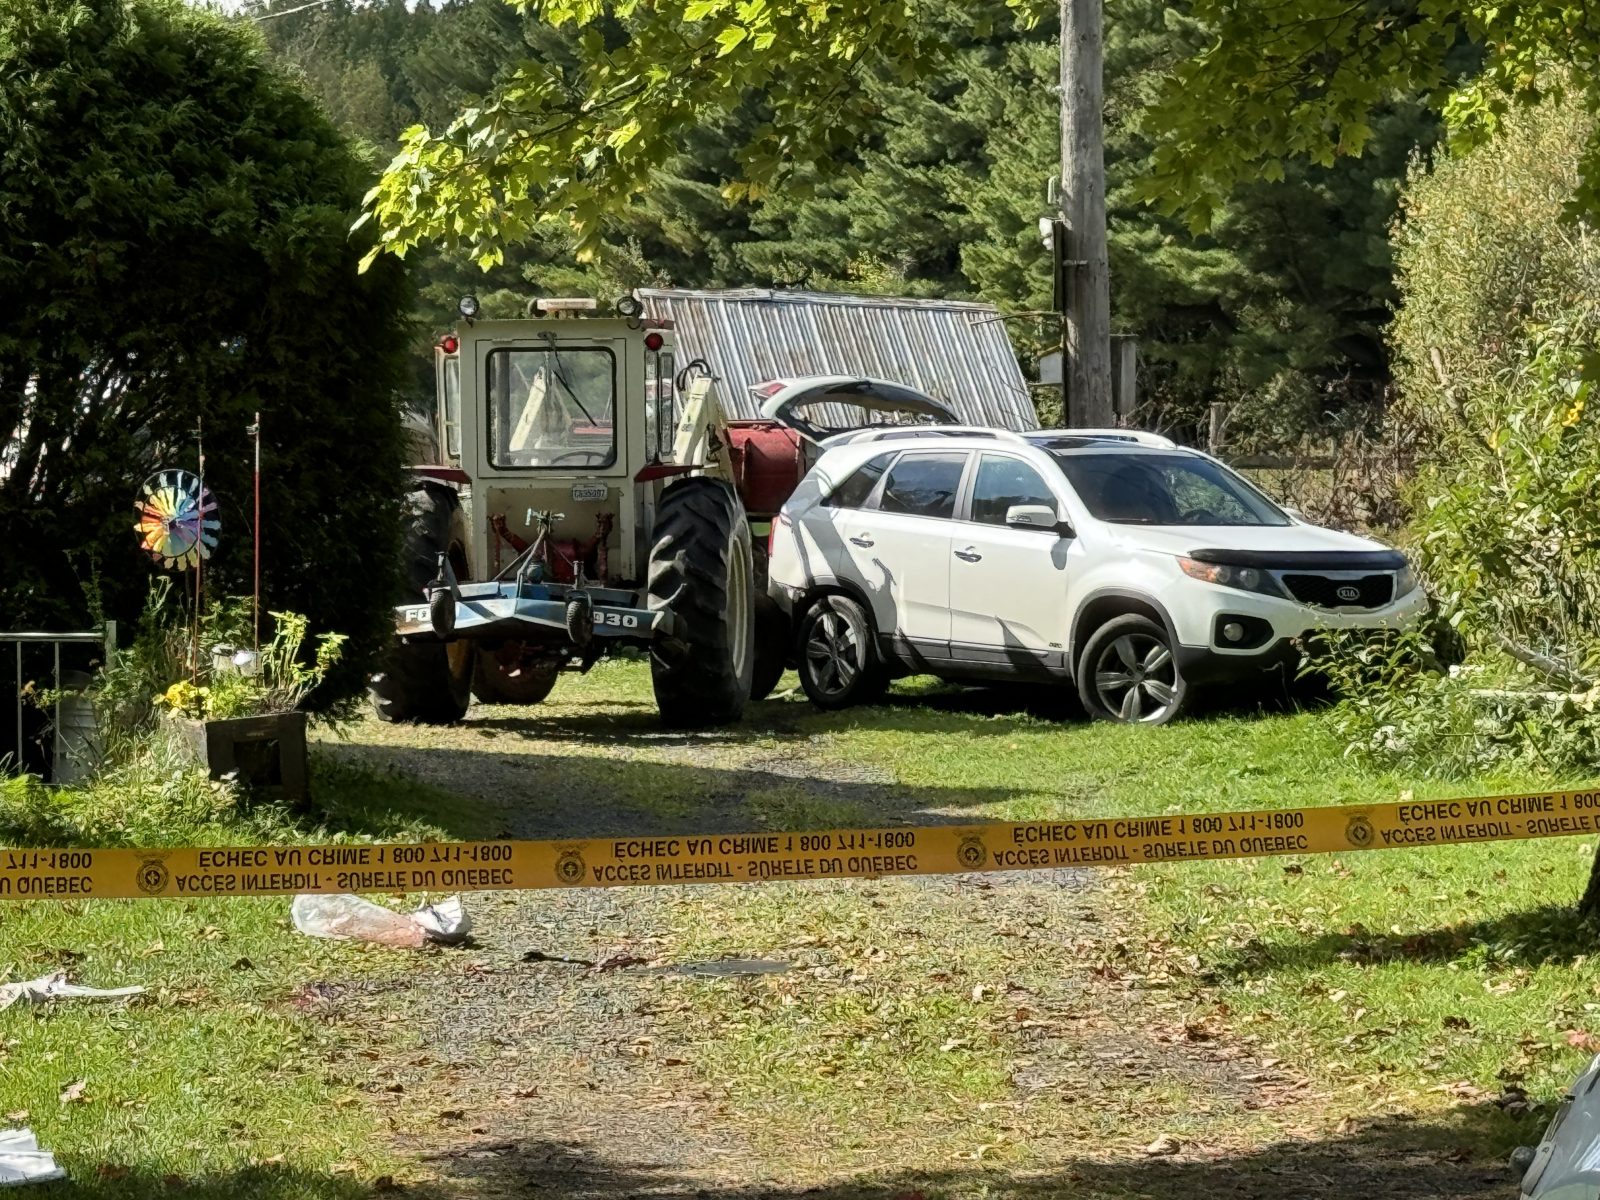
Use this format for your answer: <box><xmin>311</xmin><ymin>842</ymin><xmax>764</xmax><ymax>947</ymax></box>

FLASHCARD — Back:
<box><xmin>1178</xmin><ymin>557</ymin><xmax>1286</xmax><ymax>598</ymax></box>
<box><xmin>1396</xmin><ymin>562</ymin><xmax>1418</xmax><ymax>598</ymax></box>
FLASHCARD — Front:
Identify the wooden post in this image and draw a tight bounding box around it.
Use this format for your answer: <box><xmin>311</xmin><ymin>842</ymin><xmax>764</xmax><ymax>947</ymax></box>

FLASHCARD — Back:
<box><xmin>1061</xmin><ymin>0</ymin><xmax>1113</xmax><ymax>427</ymax></box>
<box><xmin>1208</xmin><ymin>401</ymin><xmax>1228</xmax><ymax>452</ymax></box>
<box><xmin>1114</xmin><ymin>337</ymin><xmax>1137</xmax><ymax>421</ymax></box>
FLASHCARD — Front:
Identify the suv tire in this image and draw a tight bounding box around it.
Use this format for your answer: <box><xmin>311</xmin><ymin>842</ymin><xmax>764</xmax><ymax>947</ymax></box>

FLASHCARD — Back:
<box><xmin>371</xmin><ymin>486</ymin><xmax>474</xmax><ymax>724</ymax></box>
<box><xmin>796</xmin><ymin>594</ymin><xmax>889</xmax><ymax>710</ymax></box>
<box><xmin>647</xmin><ymin>477</ymin><xmax>755</xmax><ymax>728</ymax></box>
<box><xmin>1077</xmin><ymin>614</ymin><xmax>1190</xmax><ymax>725</ymax></box>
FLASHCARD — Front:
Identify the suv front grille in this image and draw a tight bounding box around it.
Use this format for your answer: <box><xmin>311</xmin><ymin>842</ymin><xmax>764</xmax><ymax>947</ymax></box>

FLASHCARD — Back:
<box><xmin>1281</xmin><ymin>573</ymin><xmax>1393</xmax><ymax>609</ymax></box>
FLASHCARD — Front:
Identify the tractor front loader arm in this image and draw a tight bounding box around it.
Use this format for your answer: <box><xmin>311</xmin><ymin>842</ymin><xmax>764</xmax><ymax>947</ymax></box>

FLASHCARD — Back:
<box><xmin>671</xmin><ymin>374</ymin><xmax>736</xmax><ymax>483</ymax></box>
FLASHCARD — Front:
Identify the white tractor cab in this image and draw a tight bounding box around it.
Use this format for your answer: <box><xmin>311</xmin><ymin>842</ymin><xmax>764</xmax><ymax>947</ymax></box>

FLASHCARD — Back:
<box><xmin>372</xmin><ymin>294</ymin><xmax>959</xmax><ymax>728</ymax></box>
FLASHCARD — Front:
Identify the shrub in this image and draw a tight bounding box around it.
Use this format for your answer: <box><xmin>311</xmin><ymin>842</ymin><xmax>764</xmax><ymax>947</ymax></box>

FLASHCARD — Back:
<box><xmin>1325</xmin><ymin>86</ymin><xmax>1600</xmax><ymax>781</ymax></box>
<box><xmin>0</xmin><ymin>0</ymin><xmax>413</xmax><ymax>705</ymax></box>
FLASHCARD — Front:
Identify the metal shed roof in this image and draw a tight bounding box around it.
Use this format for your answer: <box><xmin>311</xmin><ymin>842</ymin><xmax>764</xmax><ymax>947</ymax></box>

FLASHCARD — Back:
<box><xmin>636</xmin><ymin>287</ymin><xmax>1038</xmax><ymax>430</ymax></box>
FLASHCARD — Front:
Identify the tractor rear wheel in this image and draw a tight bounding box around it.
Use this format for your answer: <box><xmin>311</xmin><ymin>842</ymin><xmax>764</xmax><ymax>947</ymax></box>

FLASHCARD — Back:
<box><xmin>371</xmin><ymin>485</ymin><xmax>474</xmax><ymax>724</ymax></box>
<box><xmin>647</xmin><ymin>477</ymin><xmax>755</xmax><ymax>728</ymax></box>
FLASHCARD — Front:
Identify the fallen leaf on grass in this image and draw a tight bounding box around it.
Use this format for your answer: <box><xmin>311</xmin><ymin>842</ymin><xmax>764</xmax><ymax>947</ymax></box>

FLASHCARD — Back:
<box><xmin>1566</xmin><ymin>1030</ymin><xmax>1600</xmax><ymax>1052</ymax></box>
<box><xmin>507</xmin><ymin>1086</ymin><xmax>540</xmax><ymax>1099</ymax></box>
<box><xmin>1443</xmin><ymin>1015</ymin><xmax>1472</xmax><ymax>1031</ymax></box>
<box><xmin>4</xmin><ymin>1110</ymin><xmax>25</xmax><ymax>1122</ymax></box>
<box><xmin>58</xmin><ymin>1079</ymin><xmax>87</xmax><ymax>1105</ymax></box>
<box><xmin>593</xmin><ymin>953</ymin><xmax>649</xmax><ymax>972</ymax></box>
<box><xmin>1431</xmin><ymin>1080</ymin><xmax>1493</xmax><ymax>1102</ymax></box>
<box><xmin>438</xmin><ymin>1109</ymin><xmax>465</xmax><ymax>1121</ymax></box>
<box><xmin>1143</xmin><ymin>1134</ymin><xmax>1181</xmax><ymax>1156</ymax></box>
<box><xmin>95</xmin><ymin>1164</ymin><xmax>129</xmax><ymax>1180</ymax></box>
<box><xmin>939</xmin><ymin>1038</ymin><xmax>971</xmax><ymax>1053</ymax></box>
<box><xmin>953</xmin><ymin>1143</ymin><xmax>1005</xmax><ymax>1161</ymax></box>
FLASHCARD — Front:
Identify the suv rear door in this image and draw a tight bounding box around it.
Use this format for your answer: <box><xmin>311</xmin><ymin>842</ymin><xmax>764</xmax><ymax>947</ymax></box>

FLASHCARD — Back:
<box><xmin>947</xmin><ymin>451</ymin><xmax>1074</xmax><ymax>675</ymax></box>
<box><xmin>848</xmin><ymin>450</ymin><xmax>969</xmax><ymax>658</ymax></box>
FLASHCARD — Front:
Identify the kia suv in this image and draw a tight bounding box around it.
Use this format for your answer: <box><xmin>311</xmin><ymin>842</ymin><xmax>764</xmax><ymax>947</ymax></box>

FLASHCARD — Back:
<box><xmin>766</xmin><ymin>427</ymin><xmax>1426</xmax><ymax>723</ymax></box>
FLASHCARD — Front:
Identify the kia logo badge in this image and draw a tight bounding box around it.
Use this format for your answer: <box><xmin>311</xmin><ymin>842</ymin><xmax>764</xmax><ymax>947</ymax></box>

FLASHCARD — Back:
<box><xmin>1336</xmin><ymin>585</ymin><xmax>1361</xmax><ymax>603</ymax></box>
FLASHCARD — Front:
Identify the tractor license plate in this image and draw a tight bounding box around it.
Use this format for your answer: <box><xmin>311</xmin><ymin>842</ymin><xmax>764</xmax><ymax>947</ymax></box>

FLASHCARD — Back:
<box><xmin>571</xmin><ymin>482</ymin><xmax>608</xmax><ymax>502</ymax></box>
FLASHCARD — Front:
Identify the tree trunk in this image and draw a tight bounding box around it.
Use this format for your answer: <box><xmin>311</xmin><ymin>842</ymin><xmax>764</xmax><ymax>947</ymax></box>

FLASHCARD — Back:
<box><xmin>1060</xmin><ymin>0</ymin><xmax>1113</xmax><ymax>427</ymax></box>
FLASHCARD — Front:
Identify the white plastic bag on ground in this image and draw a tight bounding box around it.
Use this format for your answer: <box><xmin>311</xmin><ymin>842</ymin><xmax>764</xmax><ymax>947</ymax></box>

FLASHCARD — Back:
<box><xmin>0</xmin><ymin>1129</ymin><xmax>66</xmax><ymax>1186</ymax></box>
<box><xmin>0</xmin><ymin>972</ymin><xmax>144</xmax><ymax>1013</ymax></box>
<box><xmin>290</xmin><ymin>894</ymin><xmax>471</xmax><ymax>948</ymax></box>
<box><xmin>412</xmin><ymin>896</ymin><xmax>471</xmax><ymax>945</ymax></box>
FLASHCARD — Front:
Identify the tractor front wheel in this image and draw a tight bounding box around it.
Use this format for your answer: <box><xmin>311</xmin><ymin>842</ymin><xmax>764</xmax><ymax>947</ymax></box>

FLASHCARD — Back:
<box><xmin>647</xmin><ymin>477</ymin><xmax>755</xmax><ymax>728</ymax></box>
<box><xmin>371</xmin><ymin>486</ymin><xmax>474</xmax><ymax>724</ymax></box>
<box><xmin>473</xmin><ymin>649</ymin><xmax>560</xmax><ymax>706</ymax></box>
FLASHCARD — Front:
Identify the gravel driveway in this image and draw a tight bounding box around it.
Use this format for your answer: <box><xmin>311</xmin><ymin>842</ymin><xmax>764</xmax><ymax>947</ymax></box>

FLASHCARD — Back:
<box><xmin>313</xmin><ymin>671</ymin><xmax>1519</xmax><ymax>1199</ymax></box>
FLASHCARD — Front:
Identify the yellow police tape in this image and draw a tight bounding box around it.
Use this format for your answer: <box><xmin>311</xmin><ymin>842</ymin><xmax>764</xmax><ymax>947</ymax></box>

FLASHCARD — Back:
<box><xmin>5</xmin><ymin>786</ymin><xmax>1600</xmax><ymax>901</ymax></box>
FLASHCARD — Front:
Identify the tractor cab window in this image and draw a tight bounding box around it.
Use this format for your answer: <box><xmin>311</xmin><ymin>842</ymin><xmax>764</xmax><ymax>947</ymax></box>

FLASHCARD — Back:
<box><xmin>487</xmin><ymin>345</ymin><xmax>617</xmax><ymax>469</ymax></box>
<box><xmin>645</xmin><ymin>349</ymin><xmax>675</xmax><ymax>461</ymax></box>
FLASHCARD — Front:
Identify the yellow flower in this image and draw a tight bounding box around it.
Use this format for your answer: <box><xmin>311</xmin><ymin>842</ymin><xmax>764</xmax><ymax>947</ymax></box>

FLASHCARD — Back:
<box><xmin>1563</xmin><ymin>396</ymin><xmax>1586</xmax><ymax>427</ymax></box>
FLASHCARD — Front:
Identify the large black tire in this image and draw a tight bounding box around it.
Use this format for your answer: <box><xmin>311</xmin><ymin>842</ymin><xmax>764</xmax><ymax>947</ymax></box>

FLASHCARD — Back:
<box><xmin>1076</xmin><ymin>614</ymin><xmax>1191</xmax><ymax>725</ymax></box>
<box><xmin>371</xmin><ymin>486</ymin><xmax>474</xmax><ymax>724</ymax></box>
<box><xmin>795</xmin><ymin>594</ymin><xmax>890</xmax><ymax>710</ymax></box>
<box><xmin>751</xmin><ymin>592</ymin><xmax>789</xmax><ymax>701</ymax></box>
<box><xmin>472</xmin><ymin>651</ymin><xmax>559</xmax><ymax>706</ymax></box>
<box><xmin>647</xmin><ymin>478</ymin><xmax>755</xmax><ymax>728</ymax></box>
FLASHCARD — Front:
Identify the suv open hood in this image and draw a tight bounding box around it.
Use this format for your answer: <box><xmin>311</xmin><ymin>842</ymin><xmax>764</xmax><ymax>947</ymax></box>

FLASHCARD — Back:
<box><xmin>754</xmin><ymin>375</ymin><xmax>958</xmax><ymax>445</ymax></box>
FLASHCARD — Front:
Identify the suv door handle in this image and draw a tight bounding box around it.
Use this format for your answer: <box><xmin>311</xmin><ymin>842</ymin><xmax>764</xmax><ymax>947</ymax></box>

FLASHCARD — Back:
<box><xmin>849</xmin><ymin>535</ymin><xmax>875</xmax><ymax>548</ymax></box>
<box><xmin>954</xmin><ymin>547</ymin><xmax>982</xmax><ymax>562</ymax></box>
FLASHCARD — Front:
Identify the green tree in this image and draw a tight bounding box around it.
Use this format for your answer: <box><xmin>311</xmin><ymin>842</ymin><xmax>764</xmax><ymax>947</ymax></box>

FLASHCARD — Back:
<box><xmin>362</xmin><ymin>0</ymin><xmax>1598</xmax><ymax>264</ymax></box>
<box><xmin>0</xmin><ymin>0</ymin><xmax>413</xmax><ymax>703</ymax></box>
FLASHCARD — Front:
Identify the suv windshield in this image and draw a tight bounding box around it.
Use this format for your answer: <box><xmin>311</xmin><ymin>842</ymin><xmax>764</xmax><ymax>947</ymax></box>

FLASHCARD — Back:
<box><xmin>487</xmin><ymin>345</ymin><xmax>616</xmax><ymax>469</ymax></box>
<box><xmin>1052</xmin><ymin>451</ymin><xmax>1289</xmax><ymax>526</ymax></box>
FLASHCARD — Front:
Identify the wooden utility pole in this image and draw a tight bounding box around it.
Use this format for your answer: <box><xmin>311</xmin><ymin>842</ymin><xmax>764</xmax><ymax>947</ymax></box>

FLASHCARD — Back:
<box><xmin>1060</xmin><ymin>0</ymin><xmax>1113</xmax><ymax>426</ymax></box>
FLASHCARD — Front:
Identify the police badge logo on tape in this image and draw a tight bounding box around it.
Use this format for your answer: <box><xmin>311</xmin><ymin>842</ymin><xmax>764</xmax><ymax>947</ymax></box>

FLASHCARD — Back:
<box><xmin>555</xmin><ymin>849</ymin><xmax>586</xmax><ymax>885</ymax></box>
<box><xmin>136</xmin><ymin>854</ymin><xmax>170</xmax><ymax>896</ymax></box>
<box><xmin>1345</xmin><ymin>815</ymin><xmax>1375</xmax><ymax>849</ymax></box>
<box><xmin>957</xmin><ymin>835</ymin><xmax>988</xmax><ymax>870</ymax></box>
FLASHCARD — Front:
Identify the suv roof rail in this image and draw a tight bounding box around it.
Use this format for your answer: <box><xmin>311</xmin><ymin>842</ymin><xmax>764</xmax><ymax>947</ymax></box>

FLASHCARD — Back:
<box><xmin>826</xmin><ymin>424</ymin><xmax>1030</xmax><ymax>447</ymax></box>
<box><xmin>1024</xmin><ymin>428</ymin><xmax>1177</xmax><ymax>449</ymax></box>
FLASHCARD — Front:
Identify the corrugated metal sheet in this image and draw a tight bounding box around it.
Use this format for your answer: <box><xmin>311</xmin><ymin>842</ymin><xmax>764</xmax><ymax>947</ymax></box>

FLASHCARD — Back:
<box><xmin>637</xmin><ymin>287</ymin><xmax>1039</xmax><ymax>431</ymax></box>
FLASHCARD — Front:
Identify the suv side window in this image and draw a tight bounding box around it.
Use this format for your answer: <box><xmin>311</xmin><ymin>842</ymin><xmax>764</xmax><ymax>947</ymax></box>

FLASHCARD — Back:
<box><xmin>970</xmin><ymin>454</ymin><xmax>1057</xmax><ymax>525</ymax></box>
<box><xmin>876</xmin><ymin>452</ymin><xmax>967</xmax><ymax>519</ymax></box>
<box><xmin>824</xmin><ymin>452</ymin><xmax>895</xmax><ymax>509</ymax></box>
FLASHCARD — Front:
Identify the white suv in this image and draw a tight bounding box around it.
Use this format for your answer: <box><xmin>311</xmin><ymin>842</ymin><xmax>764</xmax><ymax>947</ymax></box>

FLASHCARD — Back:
<box><xmin>767</xmin><ymin>427</ymin><xmax>1427</xmax><ymax>723</ymax></box>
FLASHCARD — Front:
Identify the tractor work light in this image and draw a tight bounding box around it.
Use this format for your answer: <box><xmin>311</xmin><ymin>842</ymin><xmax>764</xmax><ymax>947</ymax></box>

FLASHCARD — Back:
<box><xmin>457</xmin><ymin>295</ymin><xmax>480</xmax><ymax>322</ymax></box>
<box><xmin>615</xmin><ymin>295</ymin><xmax>643</xmax><ymax>318</ymax></box>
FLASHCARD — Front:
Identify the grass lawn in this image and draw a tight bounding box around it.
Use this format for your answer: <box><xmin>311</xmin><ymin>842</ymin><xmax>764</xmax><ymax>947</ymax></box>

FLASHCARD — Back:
<box><xmin>7</xmin><ymin>659</ymin><xmax>1600</xmax><ymax>1194</ymax></box>
<box><xmin>536</xmin><ymin>664</ymin><xmax>1600</xmax><ymax>1157</ymax></box>
<box><xmin>0</xmin><ymin>752</ymin><xmax>488</xmax><ymax>1198</ymax></box>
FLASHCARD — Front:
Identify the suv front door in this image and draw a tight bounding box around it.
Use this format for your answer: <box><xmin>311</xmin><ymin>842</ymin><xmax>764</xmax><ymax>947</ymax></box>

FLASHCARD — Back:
<box><xmin>846</xmin><ymin>450</ymin><xmax>969</xmax><ymax>658</ymax></box>
<box><xmin>948</xmin><ymin>452</ymin><xmax>1072</xmax><ymax>675</ymax></box>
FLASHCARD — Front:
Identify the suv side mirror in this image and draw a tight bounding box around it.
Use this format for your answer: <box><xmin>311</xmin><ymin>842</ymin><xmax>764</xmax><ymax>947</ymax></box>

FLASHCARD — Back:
<box><xmin>1006</xmin><ymin>504</ymin><xmax>1074</xmax><ymax>538</ymax></box>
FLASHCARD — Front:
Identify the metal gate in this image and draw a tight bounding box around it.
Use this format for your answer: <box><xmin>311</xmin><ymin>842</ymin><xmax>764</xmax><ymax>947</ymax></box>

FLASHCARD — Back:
<box><xmin>3</xmin><ymin>624</ymin><xmax>116</xmax><ymax>782</ymax></box>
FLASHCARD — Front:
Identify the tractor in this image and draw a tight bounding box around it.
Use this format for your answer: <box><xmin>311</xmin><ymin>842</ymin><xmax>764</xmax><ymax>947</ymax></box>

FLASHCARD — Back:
<box><xmin>372</xmin><ymin>295</ymin><xmax>804</xmax><ymax>728</ymax></box>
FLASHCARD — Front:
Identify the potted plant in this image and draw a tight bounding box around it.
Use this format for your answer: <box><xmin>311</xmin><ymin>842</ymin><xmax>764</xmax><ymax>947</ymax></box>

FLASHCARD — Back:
<box><xmin>155</xmin><ymin>612</ymin><xmax>345</xmax><ymax>802</ymax></box>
